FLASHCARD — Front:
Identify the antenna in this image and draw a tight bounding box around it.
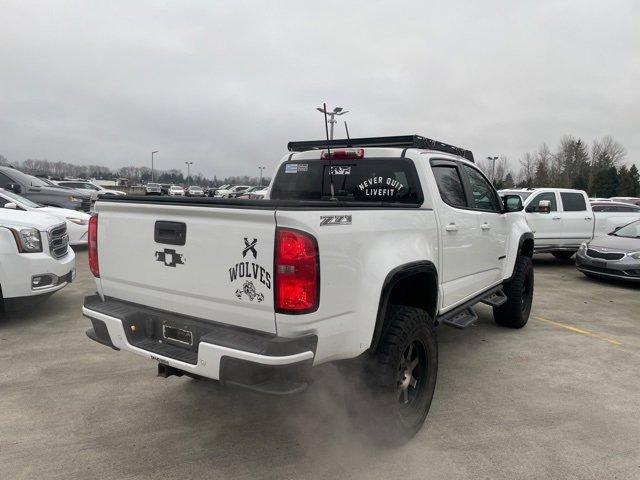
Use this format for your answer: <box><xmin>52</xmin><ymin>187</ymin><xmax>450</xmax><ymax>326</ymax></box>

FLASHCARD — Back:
<box><xmin>344</xmin><ymin>122</ymin><xmax>351</xmax><ymax>143</ymax></box>
<box><xmin>322</xmin><ymin>103</ymin><xmax>336</xmax><ymax>200</ymax></box>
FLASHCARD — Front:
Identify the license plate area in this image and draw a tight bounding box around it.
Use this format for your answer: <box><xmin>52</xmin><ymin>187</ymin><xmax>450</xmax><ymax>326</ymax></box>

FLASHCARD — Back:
<box><xmin>591</xmin><ymin>259</ymin><xmax>607</xmax><ymax>268</ymax></box>
<box><xmin>162</xmin><ymin>324</ymin><xmax>193</xmax><ymax>347</ymax></box>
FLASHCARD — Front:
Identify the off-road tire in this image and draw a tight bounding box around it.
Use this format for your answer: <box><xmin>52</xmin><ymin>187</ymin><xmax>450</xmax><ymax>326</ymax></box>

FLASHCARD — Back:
<box><xmin>344</xmin><ymin>305</ymin><xmax>438</xmax><ymax>443</ymax></box>
<box><xmin>552</xmin><ymin>251</ymin><xmax>575</xmax><ymax>260</ymax></box>
<box><xmin>493</xmin><ymin>256</ymin><xmax>533</xmax><ymax>328</ymax></box>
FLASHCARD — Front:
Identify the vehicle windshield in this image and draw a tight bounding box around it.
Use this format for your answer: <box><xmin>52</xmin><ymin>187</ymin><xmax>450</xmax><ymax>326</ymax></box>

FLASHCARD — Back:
<box><xmin>0</xmin><ymin>188</ymin><xmax>43</xmax><ymax>208</ymax></box>
<box><xmin>170</xmin><ymin>186</ymin><xmax>182</xmax><ymax>190</ymax></box>
<box><xmin>148</xmin><ymin>183</ymin><xmax>160</xmax><ymax>188</ymax></box>
<box><xmin>611</xmin><ymin>220</ymin><xmax>640</xmax><ymax>238</ymax></box>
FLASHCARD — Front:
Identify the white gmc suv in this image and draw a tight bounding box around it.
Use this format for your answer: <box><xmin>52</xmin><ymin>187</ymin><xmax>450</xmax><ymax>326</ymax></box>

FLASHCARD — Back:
<box><xmin>83</xmin><ymin>135</ymin><xmax>534</xmax><ymax>441</ymax></box>
<box><xmin>0</xmin><ymin>206</ymin><xmax>75</xmax><ymax>310</ymax></box>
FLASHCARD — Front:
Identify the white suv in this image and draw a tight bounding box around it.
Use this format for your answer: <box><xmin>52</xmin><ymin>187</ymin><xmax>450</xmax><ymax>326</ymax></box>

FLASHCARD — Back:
<box><xmin>0</xmin><ymin>207</ymin><xmax>75</xmax><ymax>310</ymax></box>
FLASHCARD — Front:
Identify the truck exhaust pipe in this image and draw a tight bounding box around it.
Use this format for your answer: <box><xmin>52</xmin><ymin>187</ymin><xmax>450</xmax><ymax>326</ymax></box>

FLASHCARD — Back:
<box><xmin>157</xmin><ymin>363</ymin><xmax>184</xmax><ymax>378</ymax></box>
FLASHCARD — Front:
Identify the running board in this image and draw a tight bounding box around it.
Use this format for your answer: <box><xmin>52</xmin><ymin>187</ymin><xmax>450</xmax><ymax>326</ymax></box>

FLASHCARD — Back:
<box><xmin>441</xmin><ymin>307</ymin><xmax>478</xmax><ymax>329</ymax></box>
<box><xmin>480</xmin><ymin>289</ymin><xmax>507</xmax><ymax>307</ymax></box>
<box><xmin>438</xmin><ymin>286</ymin><xmax>506</xmax><ymax>329</ymax></box>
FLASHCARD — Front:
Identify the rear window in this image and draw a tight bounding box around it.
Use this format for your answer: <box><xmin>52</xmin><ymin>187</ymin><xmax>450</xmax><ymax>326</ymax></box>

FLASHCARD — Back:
<box><xmin>270</xmin><ymin>159</ymin><xmax>423</xmax><ymax>204</ymax></box>
<box><xmin>561</xmin><ymin>192</ymin><xmax>587</xmax><ymax>211</ymax></box>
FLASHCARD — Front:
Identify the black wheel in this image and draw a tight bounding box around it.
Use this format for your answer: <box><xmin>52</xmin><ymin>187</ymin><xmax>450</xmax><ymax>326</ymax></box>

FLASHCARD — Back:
<box><xmin>552</xmin><ymin>251</ymin><xmax>575</xmax><ymax>260</ymax></box>
<box><xmin>493</xmin><ymin>256</ymin><xmax>534</xmax><ymax>328</ymax></box>
<box><xmin>344</xmin><ymin>306</ymin><xmax>438</xmax><ymax>443</ymax></box>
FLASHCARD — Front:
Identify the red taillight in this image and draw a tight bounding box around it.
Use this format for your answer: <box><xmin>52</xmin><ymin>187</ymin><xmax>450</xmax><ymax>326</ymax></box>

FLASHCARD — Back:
<box><xmin>321</xmin><ymin>148</ymin><xmax>364</xmax><ymax>160</ymax></box>
<box><xmin>275</xmin><ymin>228</ymin><xmax>319</xmax><ymax>314</ymax></box>
<box><xmin>88</xmin><ymin>214</ymin><xmax>99</xmax><ymax>277</ymax></box>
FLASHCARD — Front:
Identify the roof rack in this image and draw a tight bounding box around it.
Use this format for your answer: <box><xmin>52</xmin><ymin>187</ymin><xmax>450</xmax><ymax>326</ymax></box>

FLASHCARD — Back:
<box><xmin>287</xmin><ymin>135</ymin><xmax>474</xmax><ymax>162</ymax></box>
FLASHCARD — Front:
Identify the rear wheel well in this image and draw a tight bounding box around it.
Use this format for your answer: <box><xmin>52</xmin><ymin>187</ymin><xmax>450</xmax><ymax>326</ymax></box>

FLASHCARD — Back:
<box><xmin>371</xmin><ymin>263</ymin><xmax>438</xmax><ymax>350</ymax></box>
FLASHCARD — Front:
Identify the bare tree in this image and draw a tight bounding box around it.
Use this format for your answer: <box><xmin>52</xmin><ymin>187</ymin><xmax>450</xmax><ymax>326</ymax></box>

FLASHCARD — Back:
<box><xmin>591</xmin><ymin>136</ymin><xmax>626</xmax><ymax>169</ymax></box>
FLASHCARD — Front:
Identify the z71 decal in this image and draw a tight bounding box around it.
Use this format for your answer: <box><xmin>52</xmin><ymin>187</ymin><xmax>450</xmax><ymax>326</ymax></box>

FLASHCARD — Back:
<box><xmin>228</xmin><ymin>237</ymin><xmax>271</xmax><ymax>303</ymax></box>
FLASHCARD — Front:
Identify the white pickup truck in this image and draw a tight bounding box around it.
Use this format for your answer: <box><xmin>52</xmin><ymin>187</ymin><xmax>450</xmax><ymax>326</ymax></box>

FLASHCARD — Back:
<box><xmin>499</xmin><ymin>188</ymin><xmax>640</xmax><ymax>260</ymax></box>
<box><xmin>83</xmin><ymin>135</ymin><xmax>534</xmax><ymax>441</ymax></box>
<box><xmin>0</xmin><ymin>206</ymin><xmax>75</xmax><ymax>310</ymax></box>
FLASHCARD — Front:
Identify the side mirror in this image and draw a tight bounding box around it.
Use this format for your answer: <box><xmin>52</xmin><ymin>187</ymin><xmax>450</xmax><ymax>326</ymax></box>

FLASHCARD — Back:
<box><xmin>502</xmin><ymin>194</ymin><xmax>523</xmax><ymax>213</ymax></box>
<box><xmin>5</xmin><ymin>183</ymin><xmax>21</xmax><ymax>194</ymax></box>
<box><xmin>537</xmin><ymin>200</ymin><xmax>551</xmax><ymax>214</ymax></box>
<box><xmin>3</xmin><ymin>202</ymin><xmax>17</xmax><ymax>209</ymax></box>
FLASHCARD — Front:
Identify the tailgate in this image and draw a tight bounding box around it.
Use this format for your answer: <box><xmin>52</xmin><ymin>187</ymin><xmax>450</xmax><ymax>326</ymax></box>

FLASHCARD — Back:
<box><xmin>96</xmin><ymin>201</ymin><xmax>277</xmax><ymax>333</ymax></box>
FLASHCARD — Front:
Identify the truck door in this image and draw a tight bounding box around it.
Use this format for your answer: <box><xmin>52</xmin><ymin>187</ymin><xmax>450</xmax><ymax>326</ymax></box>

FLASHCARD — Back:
<box><xmin>460</xmin><ymin>163</ymin><xmax>507</xmax><ymax>285</ymax></box>
<box><xmin>430</xmin><ymin>160</ymin><xmax>487</xmax><ymax>309</ymax></box>
<box><xmin>525</xmin><ymin>191</ymin><xmax>560</xmax><ymax>248</ymax></box>
<box><xmin>559</xmin><ymin>191</ymin><xmax>593</xmax><ymax>246</ymax></box>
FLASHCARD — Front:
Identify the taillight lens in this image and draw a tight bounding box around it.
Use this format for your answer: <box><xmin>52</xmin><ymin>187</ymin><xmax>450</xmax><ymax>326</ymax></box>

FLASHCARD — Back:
<box><xmin>88</xmin><ymin>214</ymin><xmax>99</xmax><ymax>277</ymax></box>
<box><xmin>275</xmin><ymin>228</ymin><xmax>319</xmax><ymax>314</ymax></box>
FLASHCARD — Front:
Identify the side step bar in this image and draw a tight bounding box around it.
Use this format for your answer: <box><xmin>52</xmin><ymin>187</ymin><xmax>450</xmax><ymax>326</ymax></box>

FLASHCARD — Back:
<box><xmin>438</xmin><ymin>286</ymin><xmax>506</xmax><ymax>329</ymax></box>
<box><xmin>480</xmin><ymin>289</ymin><xmax>508</xmax><ymax>307</ymax></box>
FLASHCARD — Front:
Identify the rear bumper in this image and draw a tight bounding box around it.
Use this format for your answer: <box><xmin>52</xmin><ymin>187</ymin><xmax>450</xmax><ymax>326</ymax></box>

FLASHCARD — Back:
<box><xmin>83</xmin><ymin>295</ymin><xmax>317</xmax><ymax>394</ymax></box>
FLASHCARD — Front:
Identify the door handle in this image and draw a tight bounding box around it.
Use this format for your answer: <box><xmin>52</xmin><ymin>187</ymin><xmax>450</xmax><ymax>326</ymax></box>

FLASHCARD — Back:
<box><xmin>445</xmin><ymin>223</ymin><xmax>458</xmax><ymax>232</ymax></box>
<box><xmin>552</xmin><ymin>216</ymin><xmax>561</xmax><ymax>220</ymax></box>
<box><xmin>481</xmin><ymin>223</ymin><xmax>491</xmax><ymax>230</ymax></box>
<box><xmin>584</xmin><ymin>217</ymin><xmax>592</xmax><ymax>220</ymax></box>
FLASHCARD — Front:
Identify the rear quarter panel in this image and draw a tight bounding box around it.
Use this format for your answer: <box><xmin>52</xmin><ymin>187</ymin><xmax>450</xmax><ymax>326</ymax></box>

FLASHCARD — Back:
<box><xmin>275</xmin><ymin>208</ymin><xmax>438</xmax><ymax>364</ymax></box>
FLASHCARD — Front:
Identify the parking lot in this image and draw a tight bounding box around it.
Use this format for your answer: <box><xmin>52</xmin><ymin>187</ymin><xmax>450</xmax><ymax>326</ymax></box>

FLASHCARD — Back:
<box><xmin>1</xmin><ymin>250</ymin><xmax>639</xmax><ymax>480</ymax></box>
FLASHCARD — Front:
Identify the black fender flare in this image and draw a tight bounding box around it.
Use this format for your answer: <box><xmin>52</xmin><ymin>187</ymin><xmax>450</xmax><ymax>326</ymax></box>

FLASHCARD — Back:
<box><xmin>370</xmin><ymin>260</ymin><xmax>438</xmax><ymax>351</ymax></box>
<box><xmin>505</xmin><ymin>232</ymin><xmax>534</xmax><ymax>282</ymax></box>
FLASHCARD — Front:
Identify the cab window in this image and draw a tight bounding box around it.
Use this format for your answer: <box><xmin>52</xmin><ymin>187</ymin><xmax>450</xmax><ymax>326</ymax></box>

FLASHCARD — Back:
<box><xmin>432</xmin><ymin>165</ymin><xmax>467</xmax><ymax>208</ymax></box>
<box><xmin>560</xmin><ymin>192</ymin><xmax>587</xmax><ymax>212</ymax></box>
<box><xmin>462</xmin><ymin>165</ymin><xmax>500</xmax><ymax>212</ymax></box>
<box><xmin>527</xmin><ymin>192</ymin><xmax>557</xmax><ymax>212</ymax></box>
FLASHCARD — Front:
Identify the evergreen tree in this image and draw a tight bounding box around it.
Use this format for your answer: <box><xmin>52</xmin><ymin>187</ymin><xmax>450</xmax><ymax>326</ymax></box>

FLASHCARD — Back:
<box><xmin>590</xmin><ymin>166</ymin><xmax>619</xmax><ymax>197</ymax></box>
<box><xmin>617</xmin><ymin>164</ymin><xmax>640</xmax><ymax>196</ymax></box>
<box><xmin>503</xmin><ymin>172</ymin><xmax>515</xmax><ymax>188</ymax></box>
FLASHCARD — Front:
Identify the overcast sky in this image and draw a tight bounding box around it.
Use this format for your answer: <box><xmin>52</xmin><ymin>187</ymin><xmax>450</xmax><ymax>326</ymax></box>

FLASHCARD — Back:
<box><xmin>1</xmin><ymin>0</ymin><xmax>638</xmax><ymax>178</ymax></box>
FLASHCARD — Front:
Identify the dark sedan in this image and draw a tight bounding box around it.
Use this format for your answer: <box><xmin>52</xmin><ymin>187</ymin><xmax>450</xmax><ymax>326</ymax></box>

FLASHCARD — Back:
<box><xmin>576</xmin><ymin>219</ymin><xmax>640</xmax><ymax>282</ymax></box>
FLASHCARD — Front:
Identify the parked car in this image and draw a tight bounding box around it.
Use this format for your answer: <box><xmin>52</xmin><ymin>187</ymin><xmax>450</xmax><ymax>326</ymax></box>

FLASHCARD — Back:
<box><xmin>84</xmin><ymin>134</ymin><xmax>534</xmax><ymax>441</ymax></box>
<box><xmin>610</xmin><ymin>197</ymin><xmax>640</xmax><ymax>206</ymax></box>
<box><xmin>0</xmin><ymin>188</ymin><xmax>90</xmax><ymax>245</ymax></box>
<box><xmin>215</xmin><ymin>185</ymin><xmax>251</xmax><ymax>198</ymax></box>
<box><xmin>0</xmin><ymin>204</ymin><xmax>76</xmax><ymax>310</ymax></box>
<box><xmin>243</xmin><ymin>187</ymin><xmax>269</xmax><ymax>199</ymax></box>
<box><xmin>145</xmin><ymin>183</ymin><xmax>162</xmax><ymax>195</ymax></box>
<box><xmin>186</xmin><ymin>186</ymin><xmax>204</xmax><ymax>197</ymax></box>
<box><xmin>206</xmin><ymin>184</ymin><xmax>230</xmax><ymax>197</ymax></box>
<box><xmin>168</xmin><ymin>185</ymin><xmax>185</xmax><ymax>196</ymax></box>
<box><xmin>160</xmin><ymin>184</ymin><xmax>171</xmax><ymax>195</ymax></box>
<box><xmin>576</xmin><ymin>219</ymin><xmax>640</xmax><ymax>282</ymax></box>
<box><xmin>0</xmin><ymin>166</ymin><xmax>91</xmax><ymax>212</ymax></box>
<box><xmin>56</xmin><ymin>180</ymin><xmax>126</xmax><ymax>199</ymax></box>
<box><xmin>235</xmin><ymin>186</ymin><xmax>261</xmax><ymax>198</ymax></box>
<box><xmin>499</xmin><ymin>188</ymin><xmax>640</xmax><ymax>259</ymax></box>
<box><xmin>590</xmin><ymin>201</ymin><xmax>640</xmax><ymax>237</ymax></box>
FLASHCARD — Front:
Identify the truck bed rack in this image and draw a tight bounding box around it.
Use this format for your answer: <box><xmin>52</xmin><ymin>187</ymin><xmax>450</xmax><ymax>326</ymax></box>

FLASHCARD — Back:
<box><xmin>287</xmin><ymin>135</ymin><xmax>474</xmax><ymax>162</ymax></box>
